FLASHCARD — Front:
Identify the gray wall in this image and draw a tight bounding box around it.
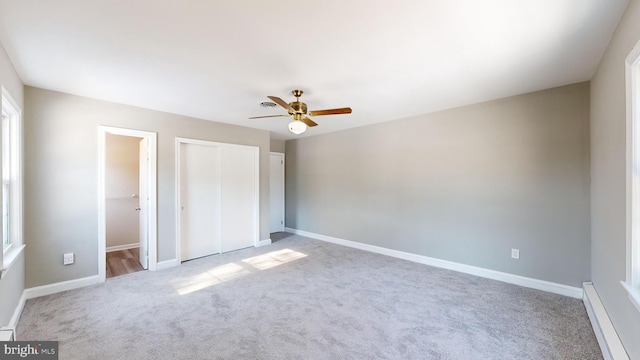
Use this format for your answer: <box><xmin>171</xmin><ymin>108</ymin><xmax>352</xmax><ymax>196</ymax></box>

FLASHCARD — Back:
<box><xmin>0</xmin><ymin>42</ymin><xmax>24</xmax><ymax>326</ymax></box>
<box><xmin>286</xmin><ymin>83</ymin><xmax>591</xmax><ymax>288</ymax></box>
<box><xmin>24</xmin><ymin>87</ymin><xmax>271</xmax><ymax>288</ymax></box>
<box><xmin>270</xmin><ymin>139</ymin><xmax>285</xmax><ymax>153</ymax></box>
<box><xmin>590</xmin><ymin>0</ymin><xmax>640</xmax><ymax>357</ymax></box>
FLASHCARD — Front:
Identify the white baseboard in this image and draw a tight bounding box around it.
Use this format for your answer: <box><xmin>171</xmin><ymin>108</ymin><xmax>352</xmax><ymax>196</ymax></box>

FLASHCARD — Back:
<box><xmin>285</xmin><ymin>227</ymin><xmax>583</xmax><ymax>299</ymax></box>
<box><xmin>583</xmin><ymin>283</ymin><xmax>629</xmax><ymax>360</ymax></box>
<box><xmin>6</xmin><ymin>276</ymin><xmax>99</xmax><ymax>331</ymax></box>
<box><xmin>156</xmin><ymin>259</ymin><xmax>179</xmax><ymax>271</ymax></box>
<box><xmin>106</xmin><ymin>243</ymin><xmax>139</xmax><ymax>252</ymax></box>
<box><xmin>7</xmin><ymin>292</ymin><xmax>26</xmax><ymax>330</ymax></box>
<box><xmin>258</xmin><ymin>238</ymin><xmax>272</xmax><ymax>247</ymax></box>
<box><xmin>23</xmin><ymin>275</ymin><xmax>100</xmax><ymax>300</ymax></box>
<box><xmin>0</xmin><ymin>328</ymin><xmax>14</xmax><ymax>341</ymax></box>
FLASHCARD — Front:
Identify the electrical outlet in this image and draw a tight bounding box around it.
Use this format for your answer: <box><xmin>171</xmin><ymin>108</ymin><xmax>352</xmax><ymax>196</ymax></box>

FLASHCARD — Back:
<box><xmin>63</xmin><ymin>253</ymin><xmax>74</xmax><ymax>265</ymax></box>
<box><xmin>511</xmin><ymin>249</ymin><xmax>520</xmax><ymax>260</ymax></box>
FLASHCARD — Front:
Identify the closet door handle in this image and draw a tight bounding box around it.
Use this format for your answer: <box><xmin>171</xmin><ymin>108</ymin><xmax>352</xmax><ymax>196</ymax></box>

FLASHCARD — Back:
<box><xmin>135</xmin><ymin>208</ymin><xmax>141</xmax><ymax>211</ymax></box>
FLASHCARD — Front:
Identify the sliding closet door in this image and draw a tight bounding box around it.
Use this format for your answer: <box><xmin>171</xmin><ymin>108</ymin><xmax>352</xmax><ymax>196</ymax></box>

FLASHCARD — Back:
<box><xmin>220</xmin><ymin>146</ymin><xmax>257</xmax><ymax>253</ymax></box>
<box><xmin>180</xmin><ymin>143</ymin><xmax>221</xmax><ymax>261</ymax></box>
<box><xmin>178</xmin><ymin>138</ymin><xmax>259</xmax><ymax>262</ymax></box>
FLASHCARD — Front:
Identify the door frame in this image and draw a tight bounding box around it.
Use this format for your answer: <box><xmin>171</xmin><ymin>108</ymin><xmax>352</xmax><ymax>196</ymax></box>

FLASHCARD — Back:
<box><xmin>175</xmin><ymin>137</ymin><xmax>260</xmax><ymax>263</ymax></box>
<box><xmin>98</xmin><ymin>126</ymin><xmax>158</xmax><ymax>282</ymax></box>
<box><xmin>269</xmin><ymin>152</ymin><xmax>285</xmax><ymax>233</ymax></box>
<box><xmin>138</xmin><ymin>137</ymin><xmax>150</xmax><ymax>270</ymax></box>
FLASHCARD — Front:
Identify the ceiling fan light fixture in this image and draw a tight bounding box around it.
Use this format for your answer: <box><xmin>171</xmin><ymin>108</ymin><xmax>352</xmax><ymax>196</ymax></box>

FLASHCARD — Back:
<box><xmin>251</xmin><ymin>90</ymin><xmax>352</xmax><ymax>134</ymax></box>
<box><xmin>288</xmin><ymin>120</ymin><xmax>307</xmax><ymax>134</ymax></box>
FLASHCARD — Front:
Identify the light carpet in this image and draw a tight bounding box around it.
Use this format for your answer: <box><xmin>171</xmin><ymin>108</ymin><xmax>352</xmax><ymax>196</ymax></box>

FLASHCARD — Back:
<box><xmin>18</xmin><ymin>233</ymin><xmax>602</xmax><ymax>359</ymax></box>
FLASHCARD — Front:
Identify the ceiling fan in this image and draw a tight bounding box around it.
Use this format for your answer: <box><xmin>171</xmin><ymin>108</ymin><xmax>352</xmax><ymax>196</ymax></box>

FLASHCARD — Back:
<box><xmin>250</xmin><ymin>90</ymin><xmax>352</xmax><ymax>134</ymax></box>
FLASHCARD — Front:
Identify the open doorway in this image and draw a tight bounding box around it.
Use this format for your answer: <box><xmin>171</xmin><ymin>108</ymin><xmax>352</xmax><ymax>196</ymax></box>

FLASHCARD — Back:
<box><xmin>98</xmin><ymin>126</ymin><xmax>157</xmax><ymax>282</ymax></box>
<box><xmin>105</xmin><ymin>134</ymin><xmax>144</xmax><ymax>278</ymax></box>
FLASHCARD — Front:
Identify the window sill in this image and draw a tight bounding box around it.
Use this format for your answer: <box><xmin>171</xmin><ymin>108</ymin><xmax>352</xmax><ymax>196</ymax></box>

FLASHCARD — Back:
<box><xmin>621</xmin><ymin>281</ymin><xmax>640</xmax><ymax>313</ymax></box>
<box><xmin>0</xmin><ymin>244</ymin><xmax>25</xmax><ymax>279</ymax></box>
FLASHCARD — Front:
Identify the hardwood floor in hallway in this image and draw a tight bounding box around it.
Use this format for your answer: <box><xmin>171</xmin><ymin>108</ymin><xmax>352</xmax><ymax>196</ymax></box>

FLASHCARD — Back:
<box><xmin>106</xmin><ymin>248</ymin><xmax>144</xmax><ymax>278</ymax></box>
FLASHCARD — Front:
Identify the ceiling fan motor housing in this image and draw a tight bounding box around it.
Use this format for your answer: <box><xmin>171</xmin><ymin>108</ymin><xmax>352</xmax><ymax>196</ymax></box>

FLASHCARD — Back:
<box><xmin>288</xmin><ymin>101</ymin><xmax>307</xmax><ymax>118</ymax></box>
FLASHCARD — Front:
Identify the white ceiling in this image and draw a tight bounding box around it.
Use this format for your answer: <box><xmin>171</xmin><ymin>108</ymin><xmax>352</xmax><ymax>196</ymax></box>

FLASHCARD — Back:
<box><xmin>0</xmin><ymin>1</ymin><xmax>629</xmax><ymax>140</ymax></box>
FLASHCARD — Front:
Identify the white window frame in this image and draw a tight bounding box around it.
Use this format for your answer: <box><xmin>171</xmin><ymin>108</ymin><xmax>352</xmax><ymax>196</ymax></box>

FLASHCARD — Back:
<box><xmin>0</xmin><ymin>88</ymin><xmax>24</xmax><ymax>279</ymax></box>
<box><xmin>623</xmin><ymin>39</ymin><xmax>640</xmax><ymax>312</ymax></box>
<box><xmin>2</xmin><ymin>108</ymin><xmax>10</xmax><ymax>251</ymax></box>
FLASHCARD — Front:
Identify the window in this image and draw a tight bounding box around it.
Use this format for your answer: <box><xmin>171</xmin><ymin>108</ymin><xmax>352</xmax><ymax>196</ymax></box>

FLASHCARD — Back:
<box><xmin>624</xmin><ymin>40</ymin><xmax>640</xmax><ymax>312</ymax></box>
<box><xmin>0</xmin><ymin>89</ymin><xmax>22</xmax><ymax>277</ymax></box>
<box><xmin>2</xmin><ymin>109</ymin><xmax>9</xmax><ymax>251</ymax></box>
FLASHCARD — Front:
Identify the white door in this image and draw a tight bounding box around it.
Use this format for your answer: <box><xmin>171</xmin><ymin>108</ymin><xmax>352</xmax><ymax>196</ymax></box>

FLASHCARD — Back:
<box><xmin>220</xmin><ymin>146</ymin><xmax>257</xmax><ymax>253</ymax></box>
<box><xmin>180</xmin><ymin>143</ymin><xmax>221</xmax><ymax>261</ymax></box>
<box><xmin>270</xmin><ymin>153</ymin><xmax>284</xmax><ymax>232</ymax></box>
<box><xmin>138</xmin><ymin>138</ymin><xmax>149</xmax><ymax>269</ymax></box>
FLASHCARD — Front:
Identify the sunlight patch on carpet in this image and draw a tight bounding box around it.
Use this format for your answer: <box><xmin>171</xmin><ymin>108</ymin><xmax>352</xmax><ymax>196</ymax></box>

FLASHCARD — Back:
<box><xmin>171</xmin><ymin>249</ymin><xmax>307</xmax><ymax>295</ymax></box>
<box><xmin>171</xmin><ymin>263</ymin><xmax>249</xmax><ymax>295</ymax></box>
<box><xmin>242</xmin><ymin>249</ymin><xmax>307</xmax><ymax>270</ymax></box>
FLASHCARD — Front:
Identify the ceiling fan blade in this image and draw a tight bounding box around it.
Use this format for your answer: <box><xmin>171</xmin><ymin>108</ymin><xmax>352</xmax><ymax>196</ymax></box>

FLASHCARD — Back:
<box><xmin>300</xmin><ymin>117</ymin><xmax>318</xmax><ymax>127</ymax></box>
<box><xmin>308</xmin><ymin>107</ymin><xmax>352</xmax><ymax>116</ymax></box>
<box><xmin>267</xmin><ymin>96</ymin><xmax>296</xmax><ymax>113</ymax></box>
<box><xmin>248</xmin><ymin>114</ymin><xmax>289</xmax><ymax>119</ymax></box>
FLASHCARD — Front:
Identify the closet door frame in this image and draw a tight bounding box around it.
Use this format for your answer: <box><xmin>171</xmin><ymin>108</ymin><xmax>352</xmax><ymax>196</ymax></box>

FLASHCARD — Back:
<box><xmin>175</xmin><ymin>137</ymin><xmax>260</xmax><ymax>263</ymax></box>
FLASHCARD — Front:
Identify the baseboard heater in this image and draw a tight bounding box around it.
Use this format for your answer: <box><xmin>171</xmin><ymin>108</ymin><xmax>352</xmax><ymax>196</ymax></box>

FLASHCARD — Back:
<box><xmin>0</xmin><ymin>328</ymin><xmax>15</xmax><ymax>341</ymax></box>
<box><xmin>582</xmin><ymin>282</ymin><xmax>629</xmax><ymax>360</ymax></box>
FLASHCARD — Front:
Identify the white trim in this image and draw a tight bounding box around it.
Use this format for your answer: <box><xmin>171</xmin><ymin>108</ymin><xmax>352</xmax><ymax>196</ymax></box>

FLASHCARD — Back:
<box><xmin>106</xmin><ymin>243</ymin><xmax>139</xmax><ymax>253</ymax></box>
<box><xmin>23</xmin><ymin>275</ymin><xmax>100</xmax><ymax>300</ymax></box>
<box><xmin>1</xmin><ymin>88</ymin><xmax>23</xmax><ymax>274</ymax></box>
<box><xmin>174</xmin><ymin>139</ymin><xmax>181</xmax><ymax>264</ymax></box>
<box><xmin>621</xmin><ymin>281</ymin><xmax>640</xmax><ymax>313</ymax></box>
<box><xmin>624</xmin><ymin>38</ymin><xmax>640</xmax><ymax>311</ymax></box>
<box><xmin>286</xmin><ymin>227</ymin><xmax>584</xmax><ymax>299</ymax></box>
<box><xmin>98</xmin><ymin>126</ymin><xmax>158</xmax><ymax>283</ymax></box>
<box><xmin>0</xmin><ymin>244</ymin><xmax>24</xmax><ymax>279</ymax></box>
<box><xmin>0</xmin><ymin>328</ymin><xmax>15</xmax><ymax>341</ymax></box>
<box><xmin>258</xmin><ymin>238</ymin><xmax>272</xmax><ymax>247</ymax></box>
<box><xmin>270</xmin><ymin>152</ymin><xmax>285</xmax><ymax>233</ymax></box>
<box><xmin>5</xmin><ymin>276</ymin><xmax>100</xmax><ymax>332</ymax></box>
<box><xmin>583</xmin><ymin>283</ymin><xmax>630</xmax><ymax>360</ymax></box>
<box><xmin>175</xmin><ymin>137</ymin><xmax>260</xmax><ymax>263</ymax></box>
<box><xmin>156</xmin><ymin>259</ymin><xmax>179</xmax><ymax>271</ymax></box>
<box><xmin>7</xmin><ymin>291</ymin><xmax>26</xmax><ymax>330</ymax></box>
